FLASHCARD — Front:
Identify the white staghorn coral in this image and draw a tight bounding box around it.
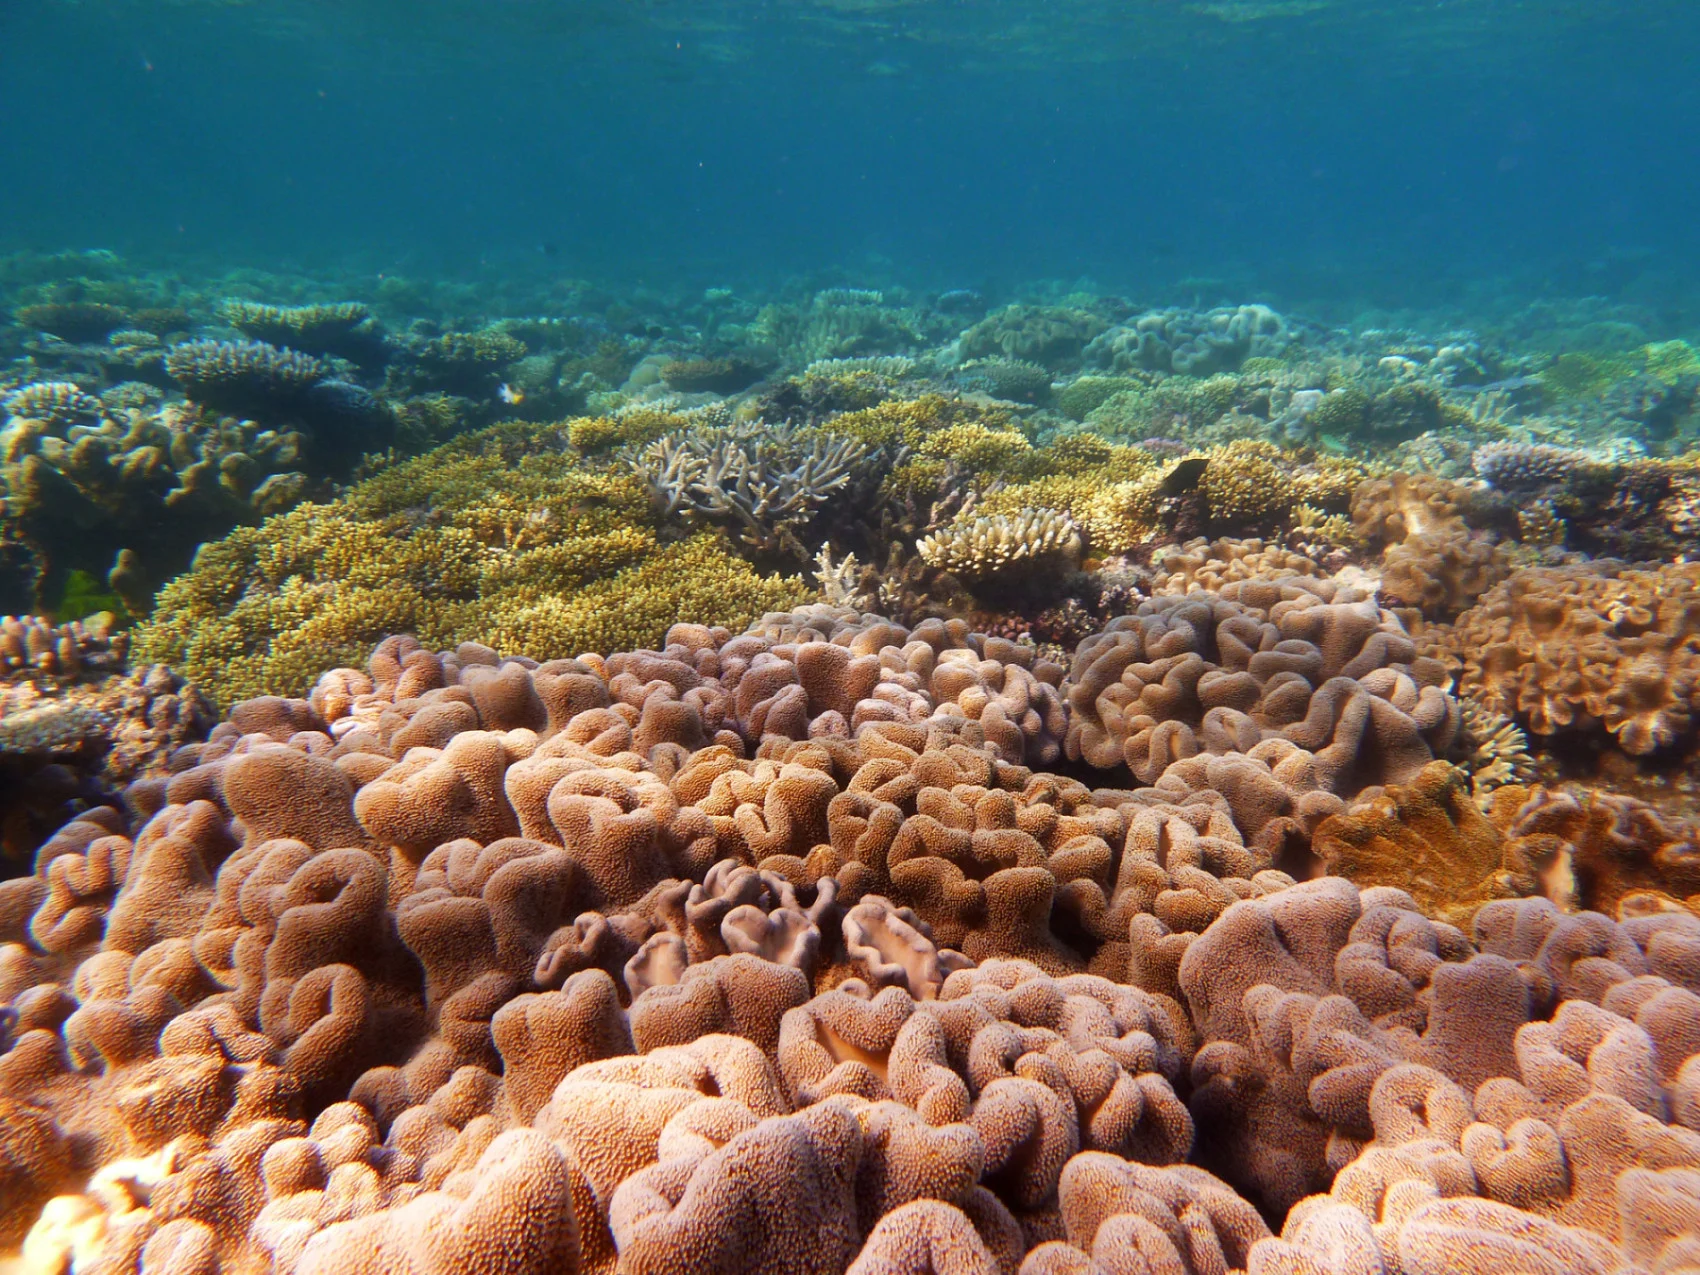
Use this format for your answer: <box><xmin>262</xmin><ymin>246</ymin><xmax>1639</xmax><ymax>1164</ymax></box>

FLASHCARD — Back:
<box><xmin>915</xmin><ymin>506</ymin><xmax>1082</xmax><ymax>581</ymax></box>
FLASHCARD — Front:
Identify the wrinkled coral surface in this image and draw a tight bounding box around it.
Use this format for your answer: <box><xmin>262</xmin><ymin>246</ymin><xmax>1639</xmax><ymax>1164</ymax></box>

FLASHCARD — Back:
<box><xmin>1447</xmin><ymin>561</ymin><xmax>1700</xmax><ymax>757</ymax></box>
<box><xmin>4</xmin><ymin>598</ymin><xmax>1697</xmax><ymax>1275</ymax></box>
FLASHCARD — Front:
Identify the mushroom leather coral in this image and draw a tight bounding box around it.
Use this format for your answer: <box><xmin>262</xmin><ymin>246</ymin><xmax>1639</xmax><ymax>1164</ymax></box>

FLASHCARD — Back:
<box><xmin>1061</xmin><ymin>577</ymin><xmax>1459</xmax><ymax>845</ymax></box>
<box><xmin>2</xmin><ymin>610</ymin><xmax>1699</xmax><ymax>1274</ymax></box>
<box><xmin>1445</xmin><ymin>561</ymin><xmax>1700</xmax><ymax>757</ymax></box>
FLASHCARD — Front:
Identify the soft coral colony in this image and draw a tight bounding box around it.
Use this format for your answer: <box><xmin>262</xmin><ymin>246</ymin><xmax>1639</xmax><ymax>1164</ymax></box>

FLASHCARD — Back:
<box><xmin>0</xmin><ymin>261</ymin><xmax>1699</xmax><ymax>1274</ymax></box>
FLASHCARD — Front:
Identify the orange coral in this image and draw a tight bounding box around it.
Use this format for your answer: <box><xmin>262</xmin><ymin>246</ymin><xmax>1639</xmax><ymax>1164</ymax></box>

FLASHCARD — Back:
<box><xmin>1447</xmin><ymin>562</ymin><xmax>1700</xmax><ymax>756</ymax></box>
<box><xmin>1312</xmin><ymin>762</ymin><xmax>1561</xmax><ymax>927</ymax></box>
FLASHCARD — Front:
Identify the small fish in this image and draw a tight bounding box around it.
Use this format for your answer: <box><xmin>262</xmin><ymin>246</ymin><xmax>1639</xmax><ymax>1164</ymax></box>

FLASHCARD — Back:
<box><xmin>497</xmin><ymin>383</ymin><xmax>525</xmax><ymax>406</ymax></box>
<box><xmin>1160</xmin><ymin>456</ymin><xmax>1210</xmax><ymax>494</ymax></box>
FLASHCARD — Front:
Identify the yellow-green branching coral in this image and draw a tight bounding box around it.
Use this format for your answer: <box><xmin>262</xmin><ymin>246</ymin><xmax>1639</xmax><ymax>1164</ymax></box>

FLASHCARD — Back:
<box><xmin>133</xmin><ymin>421</ymin><xmax>804</xmax><ymax>703</ymax></box>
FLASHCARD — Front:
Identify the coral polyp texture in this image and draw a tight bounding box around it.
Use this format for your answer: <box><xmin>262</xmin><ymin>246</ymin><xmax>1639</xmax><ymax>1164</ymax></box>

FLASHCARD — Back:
<box><xmin>1446</xmin><ymin>561</ymin><xmax>1700</xmax><ymax>757</ymax></box>
<box><xmin>222</xmin><ymin>300</ymin><xmax>387</xmax><ymax>364</ymax></box>
<box><xmin>915</xmin><ymin>508</ymin><xmax>1083</xmax><ymax>586</ymax></box>
<box><xmin>165</xmin><ymin>339</ymin><xmax>329</xmax><ymax>417</ymax></box>
<box><xmin>0</xmin><ymin>593</ymin><xmax>1694</xmax><ymax>1274</ymax></box>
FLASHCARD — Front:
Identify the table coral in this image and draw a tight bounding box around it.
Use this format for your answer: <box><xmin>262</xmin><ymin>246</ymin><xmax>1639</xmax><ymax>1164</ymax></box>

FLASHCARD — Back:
<box><xmin>165</xmin><ymin>338</ymin><xmax>329</xmax><ymax>419</ymax></box>
<box><xmin>223</xmin><ymin>301</ymin><xmax>388</xmax><ymax>365</ymax></box>
<box><xmin>3</xmin><ymin>381</ymin><xmax>104</xmax><ymax>430</ymax></box>
<box><xmin>13</xmin><ymin>302</ymin><xmax>131</xmax><ymax>344</ymax></box>
<box><xmin>0</xmin><ymin>616</ymin><xmax>213</xmax><ymax>865</ymax></box>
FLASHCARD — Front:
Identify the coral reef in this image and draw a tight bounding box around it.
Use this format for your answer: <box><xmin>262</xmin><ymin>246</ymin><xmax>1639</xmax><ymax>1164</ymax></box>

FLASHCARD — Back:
<box><xmin>7</xmin><ymin>259</ymin><xmax>1700</xmax><ymax>1271</ymax></box>
<box><xmin>1</xmin><ymin>611</ymin><xmax>1695</xmax><ymax>1273</ymax></box>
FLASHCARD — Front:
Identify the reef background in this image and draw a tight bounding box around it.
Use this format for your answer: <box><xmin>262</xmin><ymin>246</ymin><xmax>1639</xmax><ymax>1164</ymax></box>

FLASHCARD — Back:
<box><xmin>3</xmin><ymin>0</ymin><xmax>1699</xmax><ymax>313</ymax></box>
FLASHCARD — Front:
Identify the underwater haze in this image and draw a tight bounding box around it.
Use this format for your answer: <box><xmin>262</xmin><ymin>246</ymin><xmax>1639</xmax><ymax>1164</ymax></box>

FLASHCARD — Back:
<box><xmin>3</xmin><ymin>0</ymin><xmax>1698</xmax><ymax>312</ymax></box>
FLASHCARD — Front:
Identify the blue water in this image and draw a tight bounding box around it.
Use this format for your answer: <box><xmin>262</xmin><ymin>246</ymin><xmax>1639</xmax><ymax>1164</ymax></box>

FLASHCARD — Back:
<box><xmin>2</xmin><ymin>0</ymin><xmax>1697</xmax><ymax>313</ymax></box>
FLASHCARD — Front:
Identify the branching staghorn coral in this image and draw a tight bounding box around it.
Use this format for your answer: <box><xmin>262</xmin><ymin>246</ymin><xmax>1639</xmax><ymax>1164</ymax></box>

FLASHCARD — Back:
<box><xmin>1451</xmin><ymin>695</ymin><xmax>1538</xmax><ymax>801</ymax></box>
<box><xmin>813</xmin><ymin>545</ymin><xmax>869</xmax><ymax>608</ymax></box>
<box><xmin>640</xmin><ymin>422</ymin><xmax>890</xmax><ymax>560</ymax></box>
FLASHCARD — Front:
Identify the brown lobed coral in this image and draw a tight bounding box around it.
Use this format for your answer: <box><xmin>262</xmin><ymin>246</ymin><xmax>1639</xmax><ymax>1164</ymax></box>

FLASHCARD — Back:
<box><xmin>0</xmin><ymin>612</ymin><xmax>214</xmax><ymax>868</ymax></box>
<box><xmin>1061</xmin><ymin>575</ymin><xmax>1460</xmax><ymax>854</ymax></box>
<box><xmin>1350</xmin><ymin>473</ymin><xmax>1513</xmax><ymax>621</ymax></box>
<box><xmin>0</xmin><ymin>604</ymin><xmax>1697</xmax><ymax>1274</ymax></box>
<box><xmin>1444</xmin><ymin>560</ymin><xmax>1700</xmax><ymax>758</ymax></box>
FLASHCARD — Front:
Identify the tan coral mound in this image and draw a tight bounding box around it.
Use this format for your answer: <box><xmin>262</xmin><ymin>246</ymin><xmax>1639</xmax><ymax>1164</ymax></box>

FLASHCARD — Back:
<box><xmin>1061</xmin><ymin>575</ymin><xmax>1459</xmax><ymax>850</ymax></box>
<box><xmin>1350</xmin><ymin>473</ymin><xmax>1512</xmax><ymax>621</ymax></box>
<box><xmin>1149</xmin><ymin>538</ymin><xmax>1324</xmax><ymax>597</ymax></box>
<box><xmin>0</xmin><ymin>607</ymin><xmax>1697</xmax><ymax>1275</ymax></box>
<box><xmin>1445</xmin><ymin>561</ymin><xmax>1700</xmax><ymax>756</ymax></box>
